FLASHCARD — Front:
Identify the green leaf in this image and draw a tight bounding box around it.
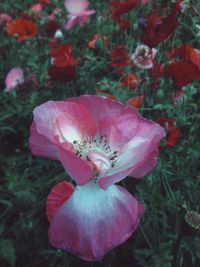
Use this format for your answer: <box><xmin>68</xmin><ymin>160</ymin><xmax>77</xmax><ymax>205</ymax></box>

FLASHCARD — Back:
<box><xmin>0</xmin><ymin>239</ymin><xmax>16</xmax><ymax>267</ymax></box>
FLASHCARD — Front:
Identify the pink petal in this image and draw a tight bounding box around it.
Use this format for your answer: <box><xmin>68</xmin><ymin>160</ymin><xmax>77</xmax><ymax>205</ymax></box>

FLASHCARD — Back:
<box><xmin>64</xmin><ymin>17</ymin><xmax>78</xmax><ymax>30</ymax></box>
<box><xmin>99</xmin><ymin>119</ymin><xmax>165</xmax><ymax>189</ymax></box>
<box><xmin>46</xmin><ymin>181</ymin><xmax>74</xmax><ymax>222</ymax></box>
<box><xmin>65</xmin><ymin>95</ymin><xmax>125</xmax><ymax>124</ymax></box>
<box><xmin>98</xmin><ymin>167</ymin><xmax>135</xmax><ymax>190</ymax></box>
<box><xmin>32</xmin><ymin>100</ymin><xmax>97</xmax><ymax>145</ymax></box>
<box><xmin>48</xmin><ymin>182</ymin><xmax>144</xmax><ymax>261</ymax></box>
<box><xmin>75</xmin><ymin>10</ymin><xmax>96</xmax><ymax>16</ymax></box>
<box><xmin>4</xmin><ymin>67</ymin><xmax>24</xmax><ymax>92</ymax></box>
<box><xmin>98</xmin><ymin>107</ymin><xmax>142</xmax><ymax>151</ymax></box>
<box><xmin>29</xmin><ymin>122</ymin><xmax>59</xmax><ymax>160</ymax></box>
<box><xmin>65</xmin><ymin>0</ymin><xmax>89</xmax><ymax>14</ymax></box>
<box><xmin>129</xmin><ymin>149</ymin><xmax>159</xmax><ymax>178</ymax></box>
<box><xmin>56</xmin><ymin>146</ymin><xmax>95</xmax><ymax>186</ymax></box>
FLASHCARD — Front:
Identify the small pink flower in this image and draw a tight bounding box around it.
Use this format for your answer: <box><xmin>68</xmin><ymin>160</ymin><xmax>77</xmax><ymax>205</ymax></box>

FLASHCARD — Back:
<box><xmin>4</xmin><ymin>67</ymin><xmax>24</xmax><ymax>92</ymax></box>
<box><xmin>29</xmin><ymin>95</ymin><xmax>165</xmax><ymax>260</ymax></box>
<box><xmin>30</xmin><ymin>3</ymin><xmax>43</xmax><ymax>13</ymax></box>
<box><xmin>172</xmin><ymin>89</ymin><xmax>184</xmax><ymax>106</ymax></box>
<box><xmin>0</xmin><ymin>13</ymin><xmax>12</xmax><ymax>27</ymax></box>
<box><xmin>64</xmin><ymin>0</ymin><xmax>95</xmax><ymax>30</ymax></box>
<box><xmin>131</xmin><ymin>44</ymin><xmax>157</xmax><ymax>69</ymax></box>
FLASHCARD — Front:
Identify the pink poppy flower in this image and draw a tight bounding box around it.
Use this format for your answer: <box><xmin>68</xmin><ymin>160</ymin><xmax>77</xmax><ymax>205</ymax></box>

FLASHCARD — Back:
<box><xmin>64</xmin><ymin>0</ymin><xmax>95</xmax><ymax>30</ymax></box>
<box><xmin>131</xmin><ymin>44</ymin><xmax>157</xmax><ymax>69</ymax></box>
<box><xmin>4</xmin><ymin>67</ymin><xmax>24</xmax><ymax>92</ymax></box>
<box><xmin>29</xmin><ymin>95</ymin><xmax>165</xmax><ymax>260</ymax></box>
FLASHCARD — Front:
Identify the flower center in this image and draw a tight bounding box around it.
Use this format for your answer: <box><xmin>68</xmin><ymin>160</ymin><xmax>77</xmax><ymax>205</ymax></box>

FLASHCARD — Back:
<box><xmin>73</xmin><ymin>135</ymin><xmax>118</xmax><ymax>175</ymax></box>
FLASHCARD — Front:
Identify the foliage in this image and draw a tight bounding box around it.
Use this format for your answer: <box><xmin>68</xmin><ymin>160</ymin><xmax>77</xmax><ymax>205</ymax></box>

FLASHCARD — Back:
<box><xmin>0</xmin><ymin>0</ymin><xmax>200</xmax><ymax>266</ymax></box>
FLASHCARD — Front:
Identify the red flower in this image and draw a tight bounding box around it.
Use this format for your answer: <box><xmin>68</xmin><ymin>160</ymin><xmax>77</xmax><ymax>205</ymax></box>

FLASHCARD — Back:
<box><xmin>168</xmin><ymin>62</ymin><xmax>200</xmax><ymax>88</ymax></box>
<box><xmin>50</xmin><ymin>44</ymin><xmax>79</xmax><ymax>67</ymax></box>
<box><xmin>45</xmin><ymin>20</ymin><xmax>59</xmax><ymax>37</ymax></box>
<box><xmin>121</xmin><ymin>73</ymin><xmax>140</xmax><ymax>90</ymax></box>
<box><xmin>125</xmin><ymin>95</ymin><xmax>144</xmax><ymax>108</ymax></box>
<box><xmin>110</xmin><ymin>0</ymin><xmax>138</xmax><ymax>22</ymax></box>
<box><xmin>118</xmin><ymin>18</ymin><xmax>130</xmax><ymax>30</ymax></box>
<box><xmin>157</xmin><ymin>118</ymin><xmax>180</xmax><ymax>147</ymax></box>
<box><xmin>167</xmin><ymin>44</ymin><xmax>200</xmax><ymax>87</ymax></box>
<box><xmin>142</xmin><ymin>8</ymin><xmax>179</xmax><ymax>47</ymax></box>
<box><xmin>148</xmin><ymin>63</ymin><xmax>165</xmax><ymax>89</ymax></box>
<box><xmin>6</xmin><ymin>18</ymin><xmax>37</xmax><ymax>42</ymax></box>
<box><xmin>168</xmin><ymin>44</ymin><xmax>200</xmax><ymax>66</ymax></box>
<box><xmin>48</xmin><ymin>66</ymin><xmax>76</xmax><ymax>83</ymax></box>
<box><xmin>106</xmin><ymin>94</ymin><xmax>117</xmax><ymax>100</ymax></box>
<box><xmin>39</xmin><ymin>0</ymin><xmax>50</xmax><ymax>4</ymax></box>
<box><xmin>110</xmin><ymin>45</ymin><xmax>130</xmax><ymax>69</ymax></box>
<box><xmin>88</xmin><ymin>34</ymin><xmax>109</xmax><ymax>49</ymax></box>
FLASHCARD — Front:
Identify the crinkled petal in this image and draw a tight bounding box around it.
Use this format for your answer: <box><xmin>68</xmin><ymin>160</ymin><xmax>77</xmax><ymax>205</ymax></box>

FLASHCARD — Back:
<box><xmin>65</xmin><ymin>95</ymin><xmax>125</xmax><ymax>124</ymax></box>
<box><xmin>98</xmin><ymin>109</ymin><xmax>141</xmax><ymax>151</ymax></box>
<box><xmin>99</xmin><ymin>120</ymin><xmax>165</xmax><ymax>189</ymax></box>
<box><xmin>48</xmin><ymin>182</ymin><xmax>144</xmax><ymax>261</ymax></box>
<box><xmin>33</xmin><ymin>100</ymin><xmax>97</xmax><ymax>145</ymax></box>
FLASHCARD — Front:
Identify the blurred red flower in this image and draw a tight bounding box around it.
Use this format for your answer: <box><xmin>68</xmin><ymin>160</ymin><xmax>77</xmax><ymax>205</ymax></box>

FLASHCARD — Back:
<box><xmin>157</xmin><ymin>118</ymin><xmax>180</xmax><ymax>147</ymax></box>
<box><xmin>45</xmin><ymin>20</ymin><xmax>59</xmax><ymax>37</ymax></box>
<box><xmin>142</xmin><ymin>9</ymin><xmax>179</xmax><ymax>47</ymax></box>
<box><xmin>106</xmin><ymin>94</ymin><xmax>117</xmax><ymax>100</ymax></box>
<box><xmin>39</xmin><ymin>0</ymin><xmax>50</xmax><ymax>4</ymax></box>
<box><xmin>110</xmin><ymin>45</ymin><xmax>130</xmax><ymax>69</ymax></box>
<box><xmin>6</xmin><ymin>18</ymin><xmax>37</xmax><ymax>42</ymax></box>
<box><xmin>121</xmin><ymin>73</ymin><xmax>140</xmax><ymax>90</ymax></box>
<box><xmin>110</xmin><ymin>0</ymin><xmax>138</xmax><ymax>22</ymax></box>
<box><xmin>50</xmin><ymin>44</ymin><xmax>79</xmax><ymax>67</ymax></box>
<box><xmin>167</xmin><ymin>44</ymin><xmax>200</xmax><ymax>87</ymax></box>
<box><xmin>118</xmin><ymin>18</ymin><xmax>130</xmax><ymax>31</ymax></box>
<box><xmin>88</xmin><ymin>34</ymin><xmax>109</xmax><ymax>49</ymax></box>
<box><xmin>48</xmin><ymin>66</ymin><xmax>76</xmax><ymax>83</ymax></box>
<box><xmin>148</xmin><ymin>63</ymin><xmax>164</xmax><ymax>89</ymax></box>
<box><xmin>48</xmin><ymin>44</ymin><xmax>78</xmax><ymax>82</ymax></box>
<box><xmin>125</xmin><ymin>95</ymin><xmax>144</xmax><ymax>108</ymax></box>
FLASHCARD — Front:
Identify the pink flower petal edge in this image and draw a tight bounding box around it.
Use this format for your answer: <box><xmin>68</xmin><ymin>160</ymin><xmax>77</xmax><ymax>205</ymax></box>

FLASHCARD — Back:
<box><xmin>4</xmin><ymin>67</ymin><xmax>24</xmax><ymax>92</ymax></box>
<box><xmin>64</xmin><ymin>0</ymin><xmax>95</xmax><ymax>30</ymax></box>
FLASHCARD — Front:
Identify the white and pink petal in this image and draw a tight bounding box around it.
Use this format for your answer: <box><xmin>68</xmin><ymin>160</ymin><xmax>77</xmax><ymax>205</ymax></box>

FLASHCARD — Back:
<box><xmin>48</xmin><ymin>181</ymin><xmax>144</xmax><ymax>261</ymax></box>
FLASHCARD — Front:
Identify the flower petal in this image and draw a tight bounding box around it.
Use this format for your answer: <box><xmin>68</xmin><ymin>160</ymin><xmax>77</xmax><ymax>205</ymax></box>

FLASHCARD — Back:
<box><xmin>65</xmin><ymin>95</ymin><xmax>128</xmax><ymax>126</ymax></box>
<box><xmin>4</xmin><ymin>67</ymin><xmax>24</xmax><ymax>92</ymax></box>
<box><xmin>99</xmin><ymin>119</ymin><xmax>165</xmax><ymax>189</ymax></box>
<box><xmin>129</xmin><ymin>148</ymin><xmax>159</xmax><ymax>178</ymax></box>
<box><xmin>33</xmin><ymin>100</ymin><xmax>97</xmax><ymax>145</ymax></box>
<box><xmin>29</xmin><ymin>122</ymin><xmax>58</xmax><ymax>160</ymax></box>
<box><xmin>57</xmin><ymin>146</ymin><xmax>94</xmax><ymax>186</ymax></box>
<box><xmin>46</xmin><ymin>181</ymin><xmax>74</xmax><ymax>222</ymax></box>
<box><xmin>65</xmin><ymin>0</ymin><xmax>89</xmax><ymax>14</ymax></box>
<box><xmin>48</xmin><ymin>182</ymin><xmax>144</xmax><ymax>261</ymax></box>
